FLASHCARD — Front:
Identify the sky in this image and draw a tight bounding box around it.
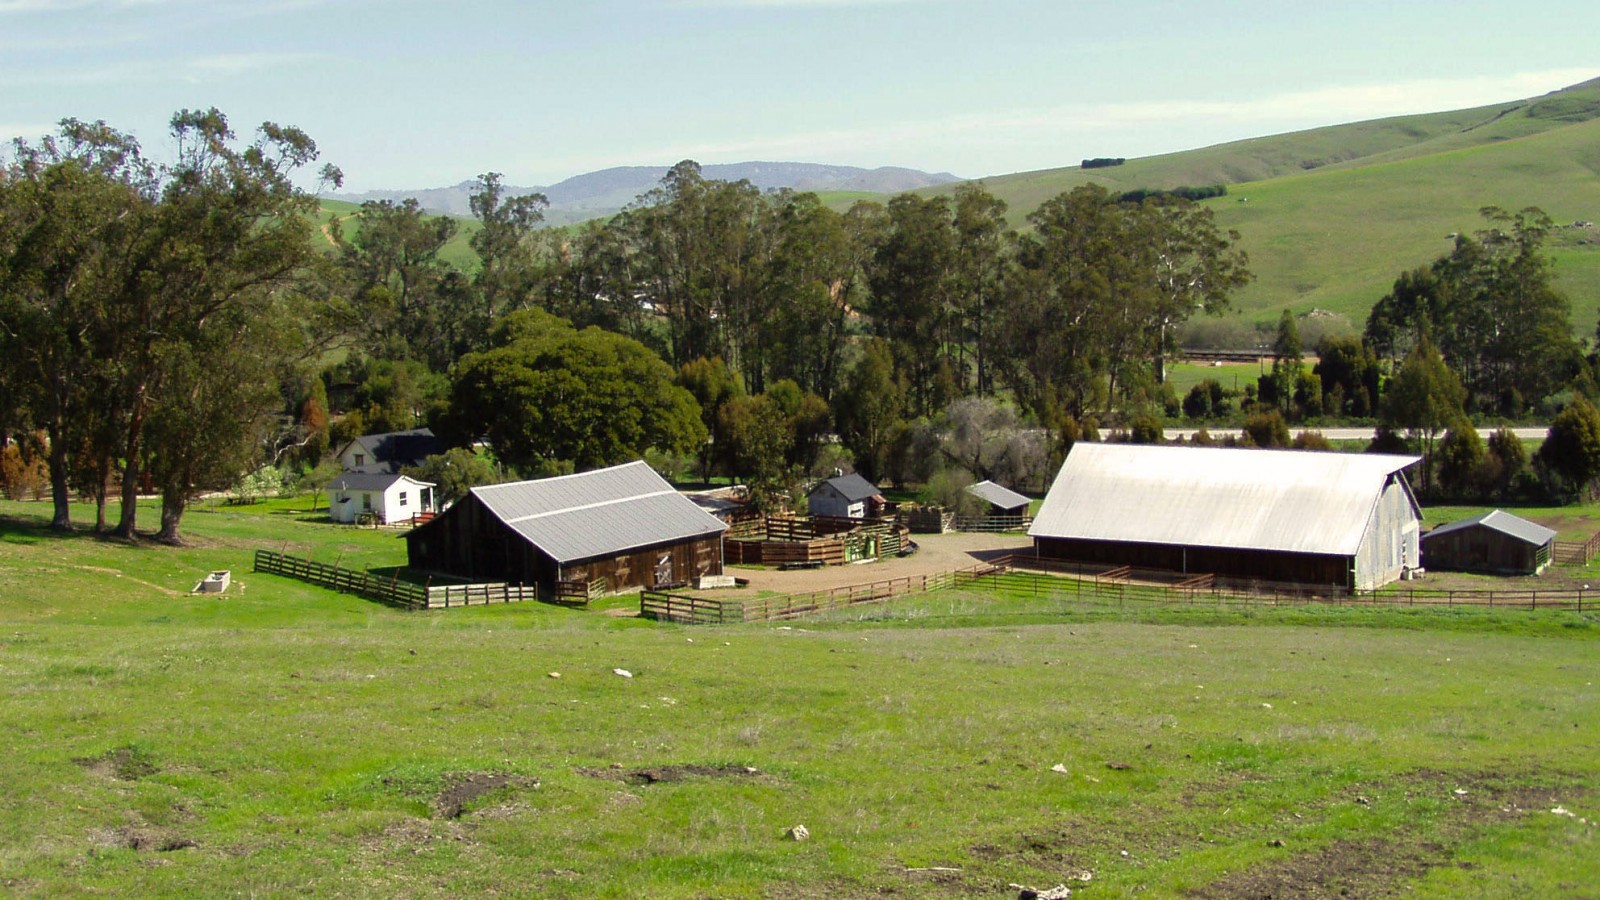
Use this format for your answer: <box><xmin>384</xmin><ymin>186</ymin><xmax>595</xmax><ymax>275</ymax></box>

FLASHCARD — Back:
<box><xmin>3</xmin><ymin>0</ymin><xmax>1598</xmax><ymax>193</ymax></box>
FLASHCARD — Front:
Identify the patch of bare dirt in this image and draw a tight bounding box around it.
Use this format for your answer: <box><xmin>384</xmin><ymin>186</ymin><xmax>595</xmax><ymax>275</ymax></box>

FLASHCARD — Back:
<box><xmin>1188</xmin><ymin>769</ymin><xmax>1586</xmax><ymax>899</ymax></box>
<box><xmin>88</xmin><ymin>824</ymin><xmax>195</xmax><ymax>854</ymax></box>
<box><xmin>432</xmin><ymin>772</ymin><xmax>538</xmax><ymax>819</ymax></box>
<box><xmin>718</xmin><ymin>531</ymin><xmax>1030</xmax><ymax>597</ymax></box>
<box><xmin>578</xmin><ymin>763</ymin><xmax>762</xmax><ymax>786</ymax></box>
<box><xmin>74</xmin><ymin>746</ymin><xmax>158</xmax><ymax>781</ymax></box>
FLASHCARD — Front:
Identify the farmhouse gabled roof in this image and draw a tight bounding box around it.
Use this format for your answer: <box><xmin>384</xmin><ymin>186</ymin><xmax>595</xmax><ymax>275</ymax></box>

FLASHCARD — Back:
<box><xmin>967</xmin><ymin>480</ymin><xmax>1031</xmax><ymax>510</ymax></box>
<box><xmin>1423</xmin><ymin>509</ymin><xmax>1556</xmax><ymax>547</ymax></box>
<box><xmin>340</xmin><ymin>428</ymin><xmax>445</xmax><ymax>473</ymax></box>
<box><xmin>811</xmin><ymin>473</ymin><xmax>882</xmax><ymax>503</ymax></box>
<box><xmin>468</xmin><ymin>460</ymin><xmax>727</xmax><ymax>564</ymax></box>
<box><xmin>328</xmin><ymin>472</ymin><xmax>433</xmax><ymax>492</ymax></box>
<box><xmin>1028</xmin><ymin>443</ymin><xmax>1420</xmax><ymax>557</ymax></box>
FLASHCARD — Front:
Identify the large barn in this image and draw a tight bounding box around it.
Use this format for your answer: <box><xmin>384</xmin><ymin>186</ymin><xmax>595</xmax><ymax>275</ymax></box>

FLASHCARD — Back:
<box><xmin>404</xmin><ymin>461</ymin><xmax>727</xmax><ymax>594</ymax></box>
<box><xmin>1029</xmin><ymin>443</ymin><xmax>1422</xmax><ymax>591</ymax></box>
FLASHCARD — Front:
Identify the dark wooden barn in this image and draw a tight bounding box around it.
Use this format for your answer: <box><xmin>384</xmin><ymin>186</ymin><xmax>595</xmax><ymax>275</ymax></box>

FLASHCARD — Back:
<box><xmin>404</xmin><ymin>461</ymin><xmax>727</xmax><ymax>595</ymax></box>
<box><xmin>1421</xmin><ymin>509</ymin><xmax>1555</xmax><ymax>575</ymax></box>
<box><xmin>1029</xmin><ymin>443</ymin><xmax>1422</xmax><ymax>591</ymax></box>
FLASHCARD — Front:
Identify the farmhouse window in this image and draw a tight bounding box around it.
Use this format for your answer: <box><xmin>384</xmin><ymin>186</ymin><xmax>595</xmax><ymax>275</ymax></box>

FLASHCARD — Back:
<box><xmin>362</xmin><ymin>493</ymin><xmax>372</xmax><ymax>511</ymax></box>
<box><xmin>398</xmin><ymin>491</ymin><xmax>408</xmax><ymax>507</ymax></box>
<box><xmin>355</xmin><ymin>453</ymin><xmax>366</xmax><ymax>466</ymax></box>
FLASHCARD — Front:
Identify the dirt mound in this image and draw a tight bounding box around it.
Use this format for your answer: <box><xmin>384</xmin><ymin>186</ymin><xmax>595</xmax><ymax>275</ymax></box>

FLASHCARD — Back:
<box><xmin>580</xmin><ymin>763</ymin><xmax>761</xmax><ymax>786</ymax></box>
<box><xmin>74</xmin><ymin>746</ymin><xmax>157</xmax><ymax>781</ymax></box>
<box><xmin>433</xmin><ymin>772</ymin><xmax>538</xmax><ymax>819</ymax></box>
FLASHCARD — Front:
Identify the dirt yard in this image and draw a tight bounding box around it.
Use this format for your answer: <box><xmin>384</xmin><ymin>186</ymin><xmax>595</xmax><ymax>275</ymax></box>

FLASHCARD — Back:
<box><xmin>709</xmin><ymin>531</ymin><xmax>1031</xmax><ymax>598</ymax></box>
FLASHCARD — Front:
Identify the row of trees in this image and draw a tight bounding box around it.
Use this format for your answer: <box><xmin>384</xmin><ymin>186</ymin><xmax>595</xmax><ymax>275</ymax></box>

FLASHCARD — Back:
<box><xmin>0</xmin><ymin>112</ymin><xmax>339</xmax><ymax>541</ymax></box>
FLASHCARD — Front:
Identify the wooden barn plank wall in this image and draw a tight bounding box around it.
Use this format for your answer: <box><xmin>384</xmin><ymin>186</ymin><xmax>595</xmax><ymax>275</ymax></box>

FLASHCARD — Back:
<box><xmin>1034</xmin><ymin>537</ymin><xmax>1352</xmax><ymax>592</ymax></box>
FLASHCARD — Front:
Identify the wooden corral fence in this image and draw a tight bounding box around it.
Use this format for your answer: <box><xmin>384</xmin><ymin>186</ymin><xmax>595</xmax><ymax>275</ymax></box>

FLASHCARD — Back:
<box><xmin>253</xmin><ymin>549</ymin><xmax>427</xmax><ymax>608</ymax></box>
<box><xmin>641</xmin><ymin>567</ymin><xmax>985</xmax><ymax>625</ymax></box>
<box><xmin>641</xmin><ymin>553</ymin><xmax>1598</xmax><ymax>626</ymax></box>
<box><xmin>253</xmin><ymin>550</ymin><xmax>577</xmax><ymax>609</ymax></box>
<box><xmin>1553</xmin><ymin>531</ymin><xmax>1600</xmax><ymax>565</ymax></box>
<box><xmin>951</xmin><ymin>514</ymin><xmax>1034</xmax><ymax>533</ymax></box>
<box><xmin>725</xmin><ymin>515</ymin><xmax>910</xmax><ymax>567</ymax></box>
<box><xmin>552</xmin><ymin>577</ymin><xmax>609</xmax><ymax>606</ymax></box>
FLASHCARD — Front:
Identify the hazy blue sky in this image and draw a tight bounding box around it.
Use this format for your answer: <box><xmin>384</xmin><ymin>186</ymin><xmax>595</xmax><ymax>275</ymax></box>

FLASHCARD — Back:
<box><xmin>3</xmin><ymin>0</ymin><xmax>1596</xmax><ymax>191</ymax></box>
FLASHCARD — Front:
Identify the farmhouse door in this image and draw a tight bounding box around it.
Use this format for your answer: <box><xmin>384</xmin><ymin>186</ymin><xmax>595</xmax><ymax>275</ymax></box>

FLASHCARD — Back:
<box><xmin>654</xmin><ymin>552</ymin><xmax>673</xmax><ymax>586</ymax></box>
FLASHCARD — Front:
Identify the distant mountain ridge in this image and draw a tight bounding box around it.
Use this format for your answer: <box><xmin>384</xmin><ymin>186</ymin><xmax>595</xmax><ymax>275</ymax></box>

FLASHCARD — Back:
<box><xmin>328</xmin><ymin>161</ymin><xmax>961</xmax><ymax>224</ymax></box>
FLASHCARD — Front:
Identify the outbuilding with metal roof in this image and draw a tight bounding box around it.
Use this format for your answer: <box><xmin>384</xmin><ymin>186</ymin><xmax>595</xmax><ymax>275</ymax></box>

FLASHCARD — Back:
<box><xmin>1421</xmin><ymin>509</ymin><xmax>1556</xmax><ymax>575</ymax></box>
<box><xmin>403</xmin><ymin>461</ymin><xmax>727</xmax><ymax>594</ymax></box>
<box><xmin>966</xmin><ymin>480</ymin><xmax>1032</xmax><ymax>517</ymax></box>
<box><xmin>1028</xmin><ymin>443</ymin><xmax>1422</xmax><ymax>591</ymax></box>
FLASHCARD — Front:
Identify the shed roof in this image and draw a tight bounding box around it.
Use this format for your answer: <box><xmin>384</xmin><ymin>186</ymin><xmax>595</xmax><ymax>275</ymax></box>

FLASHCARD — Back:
<box><xmin>1423</xmin><ymin>509</ymin><xmax>1556</xmax><ymax>546</ymax></box>
<box><xmin>1028</xmin><ymin>443</ymin><xmax>1420</xmax><ymax>557</ymax></box>
<box><xmin>967</xmin><ymin>480</ymin><xmax>1031</xmax><ymax>510</ymax></box>
<box><xmin>328</xmin><ymin>472</ymin><xmax>433</xmax><ymax>492</ymax></box>
<box><xmin>468</xmin><ymin>460</ymin><xmax>727</xmax><ymax>564</ymax></box>
<box><xmin>810</xmin><ymin>473</ymin><xmax>882</xmax><ymax>503</ymax></box>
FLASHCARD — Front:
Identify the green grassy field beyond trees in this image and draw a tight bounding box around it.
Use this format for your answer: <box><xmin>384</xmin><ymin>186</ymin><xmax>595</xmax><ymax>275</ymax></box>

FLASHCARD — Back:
<box><xmin>2</xmin><ymin>498</ymin><xmax>1596</xmax><ymax>898</ymax></box>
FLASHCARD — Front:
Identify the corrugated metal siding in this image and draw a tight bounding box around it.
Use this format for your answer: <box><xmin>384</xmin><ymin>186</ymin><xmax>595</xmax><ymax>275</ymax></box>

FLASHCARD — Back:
<box><xmin>1029</xmin><ymin>443</ymin><xmax>1420</xmax><ymax>557</ymax></box>
<box><xmin>1353</xmin><ymin>476</ymin><xmax>1419</xmax><ymax>590</ymax></box>
<box><xmin>470</xmin><ymin>461</ymin><xmax>727</xmax><ymax>564</ymax></box>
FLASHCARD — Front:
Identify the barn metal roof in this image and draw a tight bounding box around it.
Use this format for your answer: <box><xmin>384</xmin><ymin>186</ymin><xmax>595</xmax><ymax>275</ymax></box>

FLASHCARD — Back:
<box><xmin>967</xmin><ymin>480</ymin><xmax>1031</xmax><ymax>511</ymax></box>
<box><xmin>1423</xmin><ymin>509</ymin><xmax>1556</xmax><ymax>546</ymax></box>
<box><xmin>1028</xmin><ymin>443</ymin><xmax>1420</xmax><ymax>557</ymax></box>
<box><xmin>470</xmin><ymin>460</ymin><xmax>727</xmax><ymax>564</ymax></box>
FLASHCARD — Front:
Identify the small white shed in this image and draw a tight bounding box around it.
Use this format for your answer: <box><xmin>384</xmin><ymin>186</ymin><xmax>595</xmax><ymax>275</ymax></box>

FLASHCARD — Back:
<box><xmin>327</xmin><ymin>472</ymin><xmax>436</xmax><ymax>525</ymax></box>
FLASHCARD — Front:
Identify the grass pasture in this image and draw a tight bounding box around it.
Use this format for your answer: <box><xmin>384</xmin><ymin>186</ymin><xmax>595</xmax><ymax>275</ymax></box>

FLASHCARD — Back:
<box><xmin>2</xmin><ymin>498</ymin><xmax>1598</xmax><ymax>897</ymax></box>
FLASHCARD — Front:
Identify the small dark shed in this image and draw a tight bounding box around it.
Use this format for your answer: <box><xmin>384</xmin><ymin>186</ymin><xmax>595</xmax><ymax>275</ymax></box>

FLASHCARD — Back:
<box><xmin>966</xmin><ymin>480</ymin><xmax>1031</xmax><ymax>517</ymax></box>
<box><xmin>806</xmin><ymin>473</ymin><xmax>886</xmax><ymax>519</ymax></box>
<box><xmin>1421</xmin><ymin>509</ymin><xmax>1556</xmax><ymax>575</ymax></box>
<box><xmin>404</xmin><ymin>461</ymin><xmax>727</xmax><ymax>594</ymax></box>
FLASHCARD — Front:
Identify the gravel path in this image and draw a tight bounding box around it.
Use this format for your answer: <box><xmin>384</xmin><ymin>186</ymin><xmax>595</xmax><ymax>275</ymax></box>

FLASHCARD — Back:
<box><xmin>709</xmin><ymin>531</ymin><xmax>1031</xmax><ymax>597</ymax></box>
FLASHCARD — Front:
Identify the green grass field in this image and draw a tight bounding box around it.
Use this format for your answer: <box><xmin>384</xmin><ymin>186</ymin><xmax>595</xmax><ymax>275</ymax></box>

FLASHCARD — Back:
<box><xmin>3</xmin><ymin>498</ymin><xmax>1597</xmax><ymax>897</ymax></box>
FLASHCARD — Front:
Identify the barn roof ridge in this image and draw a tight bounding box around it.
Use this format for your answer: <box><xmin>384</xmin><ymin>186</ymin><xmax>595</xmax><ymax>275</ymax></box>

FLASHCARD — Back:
<box><xmin>501</xmin><ymin>488</ymin><xmax>678</xmax><ymax>524</ymax></box>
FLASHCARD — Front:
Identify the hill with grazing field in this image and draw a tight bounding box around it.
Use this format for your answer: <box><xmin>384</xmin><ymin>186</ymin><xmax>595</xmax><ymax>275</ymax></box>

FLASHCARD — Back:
<box><xmin>924</xmin><ymin>77</ymin><xmax>1600</xmax><ymax>337</ymax></box>
<box><xmin>2</xmin><ymin>496</ymin><xmax>1599</xmax><ymax>896</ymax></box>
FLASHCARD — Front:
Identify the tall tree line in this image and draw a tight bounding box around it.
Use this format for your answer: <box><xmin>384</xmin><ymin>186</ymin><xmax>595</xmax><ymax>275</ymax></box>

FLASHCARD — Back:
<box><xmin>0</xmin><ymin>112</ymin><xmax>339</xmax><ymax>541</ymax></box>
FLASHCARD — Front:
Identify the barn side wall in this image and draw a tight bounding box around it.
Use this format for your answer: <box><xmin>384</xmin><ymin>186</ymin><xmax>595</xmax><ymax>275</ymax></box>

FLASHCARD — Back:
<box><xmin>560</xmin><ymin>534</ymin><xmax>724</xmax><ymax>592</ymax></box>
<box><xmin>1033</xmin><ymin>537</ymin><xmax>1351</xmax><ymax>589</ymax></box>
<box><xmin>1352</xmin><ymin>477</ymin><xmax>1420</xmax><ymax>591</ymax></box>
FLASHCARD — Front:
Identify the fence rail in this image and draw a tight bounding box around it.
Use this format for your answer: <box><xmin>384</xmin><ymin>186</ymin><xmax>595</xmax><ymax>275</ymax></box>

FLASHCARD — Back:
<box><xmin>640</xmin><ymin>552</ymin><xmax>1597</xmax><ymax>625</ymax></box>
<box><xmin>253</xmin><ymin>550</ymin><xmax>547</xmax><ymax>610</ymax></box>
<box><xmin>1554</xmin><ymin>530</ymin><xmax>1600</xmax><ymax>565</ymax></box>
<box><xmin>951</xmin><ymin>515</ymin><xmax>1034</xmax><ymax>533</ymax></box>
<box><xmin>253</xmin><ymin>550</ymin><xmax>428</xmax><ymax>608</ymax></box>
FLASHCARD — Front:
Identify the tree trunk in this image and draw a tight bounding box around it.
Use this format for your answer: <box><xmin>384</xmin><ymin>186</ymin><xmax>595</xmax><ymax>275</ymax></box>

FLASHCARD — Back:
<box><xmin>113</xmin><ymin>384</ymin><xmax>148</xmax><ymax>539</ymax></box>
<box><xmin>46</xmin><ymin>420</ymin><xmax>73</xmax><ymax>531</ymax></box>
<box><xmin>155</xmin><ymin>492</ymin><xmax>186</xmax><ymax>545</ymax></box>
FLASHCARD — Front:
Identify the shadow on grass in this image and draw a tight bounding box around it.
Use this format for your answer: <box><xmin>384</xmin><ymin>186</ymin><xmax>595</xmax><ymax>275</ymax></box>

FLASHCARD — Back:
<box><xmin>0</xmin><ymin>513</ymin><xmax>146</xmax><ymax>547</ymax></box>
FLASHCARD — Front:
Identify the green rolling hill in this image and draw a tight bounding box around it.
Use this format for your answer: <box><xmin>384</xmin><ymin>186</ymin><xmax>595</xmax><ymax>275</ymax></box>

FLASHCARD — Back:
<box><xmin>924</xmin><ymin>76</ymin><xmax>1600</xmax><ymax>336</ymax></box>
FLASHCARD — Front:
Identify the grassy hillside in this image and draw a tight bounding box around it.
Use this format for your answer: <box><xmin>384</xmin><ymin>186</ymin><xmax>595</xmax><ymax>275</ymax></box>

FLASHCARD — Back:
<box><xmin>2</xmin><ymin>498</ymin><xmax>1598</xmax><ymax>897</ymax></box>
<box><xmin>921</xmin><ymin>77</ymin><xmax>1600</xmax><ymax>334</ymax></box>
